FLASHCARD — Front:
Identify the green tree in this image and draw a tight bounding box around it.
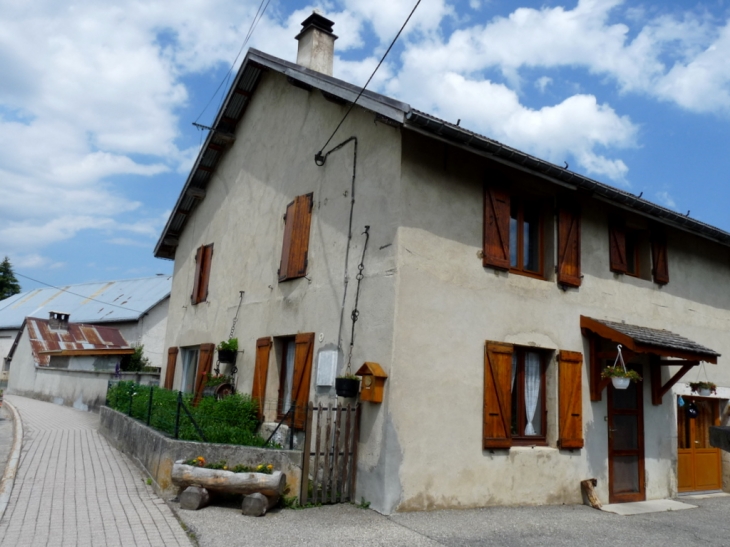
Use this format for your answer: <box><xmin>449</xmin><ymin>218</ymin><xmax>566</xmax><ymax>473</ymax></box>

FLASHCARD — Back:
<box><xmin>0</xmin><ymin>256</ymin><xmax>21</xmax><ymax>300</ymax></box>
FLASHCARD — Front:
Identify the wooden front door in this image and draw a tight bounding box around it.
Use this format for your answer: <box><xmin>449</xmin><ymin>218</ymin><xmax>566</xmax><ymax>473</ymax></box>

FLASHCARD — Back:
<box><xmin>677</xmin><ymin>397</ymin><xmax>722</xmax><ymax>492</ymax></box>
<box><xmin>607</xmin><ymin>370</ymin><xmax>645</xmax><ymax>503</ymax></box>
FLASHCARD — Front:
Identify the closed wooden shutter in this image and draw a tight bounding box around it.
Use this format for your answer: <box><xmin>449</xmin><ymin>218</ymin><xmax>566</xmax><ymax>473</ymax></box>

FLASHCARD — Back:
<box><xmin>608</xmin><ymin>221</ymin><xmax>627</xmax><ymax>273</ymax></box>
<box><xmin>558</xmin><ymin>350</ymin><xmax>584</xmax><ymax>449</ymax></box>
<box><xmin>483</xmin><ymin>186</ymin><xmax>511</xmax><ymax>270</ymax></box>
<box><xmin>193</xmin><ymin>343</ymin><xmax>215</xmax><ymax>404</ymax></box>
<box><xmin>164</xmin><ymin>347</ymin><xmax>179</xmax><ymax>390</ymax></box>
<box><xmin>484</xmin><ymin>342</ymin><xmax>513</xmax><ymax>449</ymax></box>
<box><xmin>279</xmin><ymin>193</ymin><xmax>314</xmax><ymax>281</ymax></box>
<box><xmin>252</xmin><ymin>337</ymin><xmax>272</xmax><ymax>420</ymax></box>
<box><xmin>651</xmin><ymin>232</ymin><xmax>669</xmax><ymax>285</ymax></box>
<box><xmin>291</xmin><ymin>332</ymin><xmax>315</xmax><ymax>429</ymax></box>
<box><xmin>557</xmin><ymin>206</ymin><xmax>581</xmax><ymax>287</ymax></box>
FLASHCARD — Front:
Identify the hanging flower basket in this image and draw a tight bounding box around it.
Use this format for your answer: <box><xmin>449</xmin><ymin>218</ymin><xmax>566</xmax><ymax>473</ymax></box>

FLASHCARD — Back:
<box><xmin>611</xmin><ymin>377</ymin><xmax>631</xmax><ymax>390</ymax></box>
<box><xmin>335</xmin><ymin>377</ymin><xmax>360</xmax><ymax>398</ymax></box>
<box><xmin>689</xmin><ymin>381</ymin><xmax>716</xmax><ymax>396</ymax></box>
<box><xmin>217</xmin><ymin>338</ymin><xmax>238</xmax><ymax>364</ymax></box>
<box><xmin>600</xmin><ymin>345</ymin><xmax>642</xmax><ymax>390</ymax></box>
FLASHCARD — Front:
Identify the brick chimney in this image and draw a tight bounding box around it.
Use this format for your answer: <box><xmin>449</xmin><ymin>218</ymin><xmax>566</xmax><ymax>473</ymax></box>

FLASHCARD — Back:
<box><xmin>295</xmin><ymin>11</ymin><xmax>337</xmax><ymax>76</ymax></box>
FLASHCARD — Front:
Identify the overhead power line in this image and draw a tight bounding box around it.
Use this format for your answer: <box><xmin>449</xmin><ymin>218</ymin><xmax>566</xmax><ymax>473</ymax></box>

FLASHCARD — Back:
<box><xmin>5</xmin><ymin>272</ymin><xmax>146</xmax><ymax>314</ymax></box>
<box><xmin>316</xmin><ymin>0</ymin><xmax>423</xmax><ymax>162</ymax></box>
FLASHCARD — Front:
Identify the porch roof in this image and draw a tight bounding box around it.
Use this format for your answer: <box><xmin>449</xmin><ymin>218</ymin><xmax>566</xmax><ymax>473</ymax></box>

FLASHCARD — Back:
<box><xmin>580</xmin><ymin>315</ymin><xmax>720</xmax><ymax>364</ymax></box>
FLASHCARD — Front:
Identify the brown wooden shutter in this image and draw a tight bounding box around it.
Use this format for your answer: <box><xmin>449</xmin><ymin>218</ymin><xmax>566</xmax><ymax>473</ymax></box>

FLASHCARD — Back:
<box><xmin>483</xmin><ymin>342</ymin><xmax>513</xmax><ymax>449</ymax></box>
<box><xmin>164</xmin><ymin>346</ymin><xmax>178</xmax><ymax>390</ymax></box>
<box><xmin>252</xmin><ymin>337</ymin><xmax>272</xmax><ymax>420</ymax></box>
<box><xmin>290</xmin><ymin>332</ymin><xmax>315</xmax><ymax>429</ymax></box>
<box><xmin>651</xmin><ymin>232</ymin><xmax>669</xmax><ymax>285</ymax></box>
<box><xmin>557</xmin><ymin>206</ymin><xmax>581</xmax><ymax>287</ymax></box>
<box><xmin>279</xmin><ymin>193</ymin><xmax>314</xmax><ymax>281</ymax></box>
<box><xmin>483</xmin><ymin>186</ymin><xmax>511</xmax><ymax>270</ymax></box>
<box><xmin>193</xmin><ymin>343</ymin><xmax>215</xmax><ymax>405</ymax></box>
<box><xmin>191</xmin><ymin>246</ymin><xmax>204</xmax><ymax>304</ymax></box>
<box><xmin>558</xmin><ymin>350</ymin><xmax>584</xmax><ymax>449</ymax></box>
<box><xmin>200</xmin><ymin>244</ymin><xmax>214</xmax><ymax>301</ymax></box>
<box><xmin>608</xmin><ymin>220</ymin><xmax>627</xmax><ymax>273</ymax></box>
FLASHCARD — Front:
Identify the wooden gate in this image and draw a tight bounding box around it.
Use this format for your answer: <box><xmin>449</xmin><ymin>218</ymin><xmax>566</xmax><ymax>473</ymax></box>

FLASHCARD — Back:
<box><xmin>299</xmin><ymin>402</ymin><xmax>360</xmax><ymax>505</ymax></box>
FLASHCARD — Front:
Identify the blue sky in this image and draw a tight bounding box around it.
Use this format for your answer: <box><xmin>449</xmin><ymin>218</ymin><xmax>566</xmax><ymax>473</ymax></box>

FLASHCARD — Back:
<box><xmin>2</xmin><ymin>0</ymin><xmax>730</xmax><ymax>292</ymax></box>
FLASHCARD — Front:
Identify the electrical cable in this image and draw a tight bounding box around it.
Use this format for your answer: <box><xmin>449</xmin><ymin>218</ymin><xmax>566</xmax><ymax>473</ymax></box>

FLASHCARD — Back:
<box><xmin>9</xmin><ymin>272</ymin><xmax>146</xmax><ymax>313</ymax></box>
<box><xmin>193</xmin><ymin>0</ymin><xmax>273</xmax><ymax>125</ymax></box>
<box><xmin>315</xmin><ymin>0</ymin><xmax>422</xmax><ymax>162</ymax></box>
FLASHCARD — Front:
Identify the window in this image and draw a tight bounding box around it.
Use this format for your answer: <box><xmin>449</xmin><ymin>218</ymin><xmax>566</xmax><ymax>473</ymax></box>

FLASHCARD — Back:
<box><xmin>609</xmin><ymin>220</ymin><xmax>668</xmax><ymax>284</ymax></box>
<box><xmin>181</xmin><ymin>347</ymin><xmax>200</xmax><ymax>393</ymax></box>
<box><xmin>509</xmin><ymin>199</ymin><xmax>542</xmax><ymax>275</ymax></box>
<box><xmin>510</xmin><ymin>348</ymin><xmax>547</xmax><ymax>443</ymax></box>
<box><xmin>483</xmin><ymin>185</ymin><xmax>545</xmax><ymax>278</ymax></box>
<box><xmin>484</xmin><ymin>342</ymin><xmax>584</xmax><ymax>450</ymax></box>
<box><xmin>279</xmin><ymin>193</ymin><xmax>314</xmax><ymax>282</ymax></box>
<box><xmin>271</xmin><ymin>333</ymin><xmax>315</xmax><ymax>429</ymax></box>
<box><xmin>191</xmin><ymin>244</ymin><xmax>214</xmax><ymax>304</ymax></box>
<box><xmin>278</xmin><ymin>337</ymin><xmax>296</xmax><ymax>417</ymax></box>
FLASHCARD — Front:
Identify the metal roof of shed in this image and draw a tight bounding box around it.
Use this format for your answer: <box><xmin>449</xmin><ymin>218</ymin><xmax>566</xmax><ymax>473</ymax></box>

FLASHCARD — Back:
<box><xmin>0</xmin><ymin>275</ymin><xmax>172</xmax><ymax>329</ymax></box>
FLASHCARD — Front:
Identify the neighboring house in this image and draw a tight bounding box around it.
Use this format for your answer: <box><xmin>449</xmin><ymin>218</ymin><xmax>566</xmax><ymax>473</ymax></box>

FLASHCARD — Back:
<box><xmin>6</xmin><ymin>312</ymin><xmax>158</xmax><ymax>411</ymax></box>
<box><xmin>155</xmin><ymin>14</ymin><xmax>730</xmax><ymax>514</ymax></box>
<box><xmin>0</xmin><ymin>275</ymin><xmax>172</xmax><ymax>380</ymax></box>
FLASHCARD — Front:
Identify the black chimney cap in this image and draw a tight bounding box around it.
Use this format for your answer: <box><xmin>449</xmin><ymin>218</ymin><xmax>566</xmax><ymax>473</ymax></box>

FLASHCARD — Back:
<box><xmin>296</xmin><ymin>11</ymin><xmax>337</xmax><ymax>39</ymax></box>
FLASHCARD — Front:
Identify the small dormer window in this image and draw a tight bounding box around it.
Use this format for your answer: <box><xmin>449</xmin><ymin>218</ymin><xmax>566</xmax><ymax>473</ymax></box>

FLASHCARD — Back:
<box><xmin>48</xmin><ymin>311</ymin><xmax>70</xmax><ymax>330</ymax></box>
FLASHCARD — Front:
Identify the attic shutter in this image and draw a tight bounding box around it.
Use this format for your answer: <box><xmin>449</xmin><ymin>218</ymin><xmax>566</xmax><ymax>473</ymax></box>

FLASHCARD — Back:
<box><xmin>608</xmin><ymin>221</ymin><xmax>627</xmax><ymax>273</ymax></box>
<box><xmin>193</xmin><ymin>343</ymin><xmax>215</xmax><ymax>405</ymax></box>
<box><xmin>290</xmin><ymin>332</ymin><xmax>315</xmax><ymax>429</ymax></box>
<box><xmin>558</xmin><ymin>350</ymin><xmax>584</xmax><ymax>449</ymax></box>
<box><xmin>483</xmin><ymin>342</ymin><xmax>513</xmax><ymax>449</ymax></box>
<box><xmin>651</xmin><ymin>232</ymin><xmax>669</xmax><ymax>285</ymax></box>
<box><xmin>191</xmin><ymin>244</ymin><xmax>214</xmax><ymax>304</ymax></box>
<box><xmin>279</xmin><ymin>193</ymin><xmax>314</xmax><ymax>281</ymax></box>
<box><xmin>483</xmin><ymin>186</ymin><xmax>511</xmax><ymax>270</ymax></box>
<box><xmin>164</xmin><ymin>347</ymin><xmax>179</xmax><ymax>390</ymax></box>
<box><xmin>252</xmin><ymin>337</ymin><xmax>272</xmax><ymax>420</ymax></box>
<box><xmin>557</xmin><ymin>206</ymin><xmax>581</xmax><ymax>287</ymax></box>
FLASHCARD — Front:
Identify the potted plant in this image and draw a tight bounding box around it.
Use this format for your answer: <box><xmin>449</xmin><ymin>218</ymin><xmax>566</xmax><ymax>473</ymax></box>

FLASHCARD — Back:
<box><xmin>335</xmin><ymin>374</ymin><xmax>361</xmax><ymax>398</ymax></box>
<box><xmin>689</xmin><ymin>381</ymin><xmax>716</xmax><ymax>397</ymax></box>
<box><xmin>217</xmin><ymin>338</ymin><xmax>238</xmax><ymax>363</ymax></box>
<box><xmin>601</xmin><ymin>365</ymin><xmax>642</xmax><ymax>390</ymax></box>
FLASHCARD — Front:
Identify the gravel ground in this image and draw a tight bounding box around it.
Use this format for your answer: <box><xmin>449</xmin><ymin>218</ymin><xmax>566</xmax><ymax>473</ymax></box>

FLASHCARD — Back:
<box><xmin>172</xmin><ymin>494</ymin><xmax>730</xmax><ymax>547</ymax></box>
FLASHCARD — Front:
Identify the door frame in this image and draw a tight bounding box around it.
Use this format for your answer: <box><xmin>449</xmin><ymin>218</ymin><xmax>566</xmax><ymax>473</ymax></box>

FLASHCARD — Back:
<box><xmin>677</xmin><ymin>396</ymin><xmax>722</xmax><ymax>493</ymax></box>
<box><xmin>607</xmin><ymin>368</ymin><xmax>646</xmax><ymax>503</ymax></box>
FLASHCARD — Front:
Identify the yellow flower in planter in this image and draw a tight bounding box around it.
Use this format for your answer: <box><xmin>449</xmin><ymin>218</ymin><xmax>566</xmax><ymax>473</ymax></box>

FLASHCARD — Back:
<box><xmin>267</xmin><ymin>464</ymin><xmax>273</xmax><ymax>471</ymax></box>
<box><xmin>196</xmin><ymin>456</ymin><xmax>206</xmax><ymax>467</ymax></box>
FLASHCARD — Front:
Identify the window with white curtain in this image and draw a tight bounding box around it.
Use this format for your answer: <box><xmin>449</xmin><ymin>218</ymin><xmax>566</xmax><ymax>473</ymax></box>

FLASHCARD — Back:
<box><xmin>181</xmin><ymin>347</ymin><xmax>200</xmax><ymax>394</ymax></box>
<box><xmin>511</xmin><ymin>348</ymin><xmax>547</xmax><ymax>443</ymax></box>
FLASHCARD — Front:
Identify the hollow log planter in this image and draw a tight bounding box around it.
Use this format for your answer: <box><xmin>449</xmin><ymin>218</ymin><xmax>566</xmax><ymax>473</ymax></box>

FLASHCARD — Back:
<box><xmin>172</xmin><ymin>462</ymin><xmax>286</xmax><ymax>511</ymax></box>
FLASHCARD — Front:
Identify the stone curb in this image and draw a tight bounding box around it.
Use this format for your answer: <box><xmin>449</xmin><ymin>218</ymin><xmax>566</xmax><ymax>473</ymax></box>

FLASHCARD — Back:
<box><xmin>0</xmin><ymin>400</ymin><xmax>23</xmax><ymax>521</ymax></box>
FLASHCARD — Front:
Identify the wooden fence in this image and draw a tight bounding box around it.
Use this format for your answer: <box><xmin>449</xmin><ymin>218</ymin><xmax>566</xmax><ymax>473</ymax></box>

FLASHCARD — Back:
<box><xmin>300</xmin><ymin>402</ymin><xmax>360</xmax><ymax>505</ymax></box>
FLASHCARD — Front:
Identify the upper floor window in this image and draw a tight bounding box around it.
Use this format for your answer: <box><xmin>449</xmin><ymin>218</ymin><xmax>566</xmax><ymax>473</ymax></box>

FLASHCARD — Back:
<box><xmin>609</xmin><ymin>220</ymin><xmax>668</xmax><ymax>284</ymax></box>
<box><xmin>279</xmin><ymin>193</ymin><xmax>314</xmax><ymax>282</ymax></box>
<box><xmin>191</xmin><ymin>243</ymin><xmax>213</xmax><ymax>304</ymax></box>
<box><xmin>483</xmin><ymin>185</ymin><xmax>550</xmax><ymax>280</ymax></box>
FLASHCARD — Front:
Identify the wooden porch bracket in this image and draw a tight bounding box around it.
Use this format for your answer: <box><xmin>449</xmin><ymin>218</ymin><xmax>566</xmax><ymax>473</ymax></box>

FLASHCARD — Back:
<box><xmin>650</xmin><ymin>361</ymin><xmax>699</xmax><ymax>406</ymax></box>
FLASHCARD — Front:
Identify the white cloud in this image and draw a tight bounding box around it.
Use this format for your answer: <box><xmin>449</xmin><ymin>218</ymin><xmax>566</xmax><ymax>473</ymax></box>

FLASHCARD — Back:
<box><xmin>656</xmin><ymin>191</ymin><xmax>677</xmax><ymax>209</ymax></box>
<box><xmin>535</xmin><ymin>76</ymin><xmax>552</xmax><ymax>93</ymax></box>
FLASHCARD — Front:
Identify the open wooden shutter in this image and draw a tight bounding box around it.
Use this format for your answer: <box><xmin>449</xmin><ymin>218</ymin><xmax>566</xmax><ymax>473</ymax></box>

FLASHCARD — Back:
<box><xmin>164</xmin><ymin>347</ymin><xmax>179</xmax><ymax>390</ymax></box>
<box><xmin>608</xmin><ymin>220</ymin><xmax>627</xmax><ymax>273</ymax></box>
<box><xmin>279</xmin><ymin>193</ymin><xmax>314</xmax><ymax>281</ymax></box>
<box><xmin>558</xmin><ymin>350</ymin><xmax>584</xmax><ymax>449</ymax></box>
<box><xmin>290</xmin><ymin>332</ymin><xmax>315</xmax><ymax>429</ymax></box>
<box><xmin>651</xmin><ymin>232</ymin><xmax>669</xmax><ymax>285</ymax></box>
<box><xmin>484</xmin><ymin>342</ymin><xmax>513</xmax><ymax>449</ymax></box>
<box><xmin>252</xmin><ymin>337</ymin><xmax>272</xmax><ymax>420</ymax></box>
<box><xmin>193</xmin><ymin>343</ymin><xmax>215</xmax><ymax>404</ymax></box>
<box><xmin>557</xmin><ymin>206</ymin><xmax>581</xmax><ymax>287</ymax></box>
<box><xmin>191</xmin><ymin>246</ymin><xmax>204</xmax><ymax>304</ymax></box>
<box><xmin>483</xmin><ymin>186</ymin><xmax>511</xmax><ymax>270</ymax></box>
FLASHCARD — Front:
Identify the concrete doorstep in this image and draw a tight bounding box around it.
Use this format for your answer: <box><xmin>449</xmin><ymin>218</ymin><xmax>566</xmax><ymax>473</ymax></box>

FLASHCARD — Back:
<box><xmin>600</xmin><ymin>499</ymin><xmax>697</xmax><ymax>516</ymax></box>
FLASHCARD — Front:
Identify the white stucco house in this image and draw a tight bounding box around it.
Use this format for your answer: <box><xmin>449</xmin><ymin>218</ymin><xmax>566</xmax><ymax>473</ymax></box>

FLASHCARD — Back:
<box><xmin>155</xmin><ymin>14</ymin><xmax>730</xmax><ymax>513</ymax></box>
<box><xmin>0</xmin><ymin>275</ymin><xmax>172</xmax><ymax>382</ymax></box>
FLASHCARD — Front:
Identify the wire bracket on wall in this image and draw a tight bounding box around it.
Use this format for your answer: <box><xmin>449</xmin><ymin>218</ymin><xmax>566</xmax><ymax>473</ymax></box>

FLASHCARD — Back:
<box><xmin>345</xmin><ymin>226</ymin><xmax>370</xmax><ymax>375</ymax></box>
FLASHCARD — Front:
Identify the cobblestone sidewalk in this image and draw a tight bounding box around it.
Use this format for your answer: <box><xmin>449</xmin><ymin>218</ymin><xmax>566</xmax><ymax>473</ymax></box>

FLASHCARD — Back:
<box><xmin>0</xmin><ymin>395</ymin><xmax>192</xmax><ymax>547</ymax></box>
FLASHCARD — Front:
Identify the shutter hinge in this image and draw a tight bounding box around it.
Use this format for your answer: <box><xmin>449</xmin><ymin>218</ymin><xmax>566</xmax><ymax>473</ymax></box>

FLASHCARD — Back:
<box><xmin>283</xmin><ymin>213</ymin><xmax>287</xmax><ymax>221</ymax></box>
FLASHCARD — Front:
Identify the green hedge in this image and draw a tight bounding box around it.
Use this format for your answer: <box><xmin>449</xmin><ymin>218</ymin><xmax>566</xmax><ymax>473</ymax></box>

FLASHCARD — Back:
<box><xmin>106</xmin><ymin>381</ymin><xmax>266</xmax><ymax>447</ymax></box>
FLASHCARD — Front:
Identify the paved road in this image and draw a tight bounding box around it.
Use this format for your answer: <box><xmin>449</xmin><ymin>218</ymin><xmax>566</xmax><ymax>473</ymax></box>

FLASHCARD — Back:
<box><xmin>0</xmin><ymin>395</ymin><xmax>192</xmax><ymax>547</ymax></box>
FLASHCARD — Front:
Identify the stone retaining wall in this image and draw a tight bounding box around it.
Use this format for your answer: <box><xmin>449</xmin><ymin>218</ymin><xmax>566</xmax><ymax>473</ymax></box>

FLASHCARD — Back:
<box><xmin>99</xmin><ymin>406</ymin><xmax>302</xmax><ymax>498</ymax></box>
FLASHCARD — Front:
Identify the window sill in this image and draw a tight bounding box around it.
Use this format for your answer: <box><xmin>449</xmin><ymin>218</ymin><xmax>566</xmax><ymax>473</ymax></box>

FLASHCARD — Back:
<box><xmin>511</xmin><ymin>438</ymin><xmax>548</xmax><ymax>448</ymax></box>
<box><xmin>508</xmin><ymin>268</ymin><xmax>546</xmax><ymax>281</ymax></box>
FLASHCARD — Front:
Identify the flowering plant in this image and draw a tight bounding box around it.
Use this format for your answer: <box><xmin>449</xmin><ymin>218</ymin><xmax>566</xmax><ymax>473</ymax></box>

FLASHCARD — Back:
<box><xmin>600</xmin><ymin>365</ymin><xmax>642</xmax><ymax>383</ymax></box>
<box><xmin>689</xmin><ymin>381</ymin><xmax>716</xmax><ymax>394</ymax></box>
<box><xmin>183</xmin><ymin>457</ymin><xmax>274</xmax><ymax>474</ymax></box>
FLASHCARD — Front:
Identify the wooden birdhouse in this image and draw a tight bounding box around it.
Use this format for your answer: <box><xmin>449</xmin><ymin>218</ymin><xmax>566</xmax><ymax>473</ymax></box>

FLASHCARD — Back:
<box><xmin>355</xmin><ymin>362</ymin><xmax>388</xmax><ymax>403</ymax></box>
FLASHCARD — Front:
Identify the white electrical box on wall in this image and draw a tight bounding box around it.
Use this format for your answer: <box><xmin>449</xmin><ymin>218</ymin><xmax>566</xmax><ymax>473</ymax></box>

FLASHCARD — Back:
<box><xmin>316</xmin><ymin>349</ymin><xmax>338</xmax><ymax>387</ymax></box>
